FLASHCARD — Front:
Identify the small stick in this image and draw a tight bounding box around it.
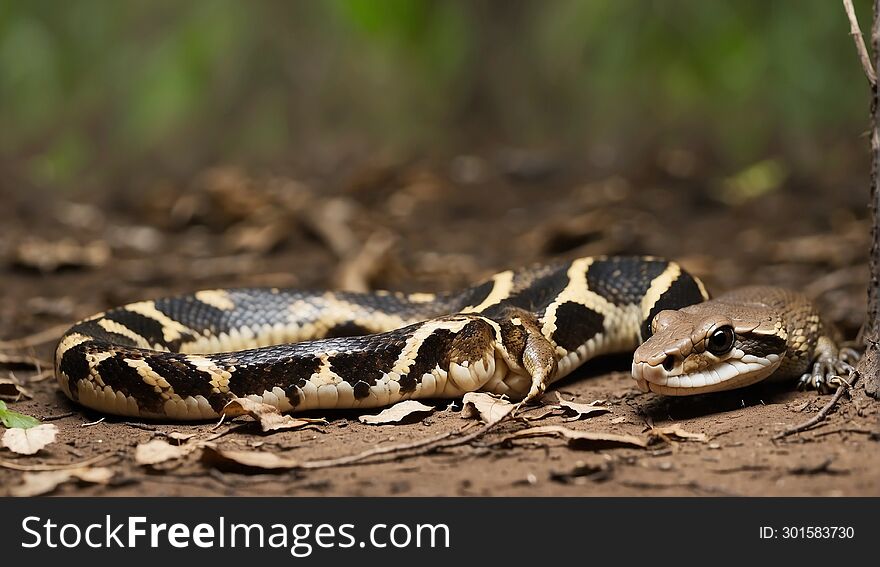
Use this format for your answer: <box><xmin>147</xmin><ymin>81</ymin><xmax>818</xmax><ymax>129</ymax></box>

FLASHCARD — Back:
<box><xmin>842</xmin><ymin>0</ymin><xmax>877</xmax><ymax>86</ymax></box>
<box><xmin>81</xmin><ymin>417</ymin><xmax>106</xmax><ymax>427</ymax></box>
<box><xmin>0</xmin><ymin>453</ymin><xmax>115</xmax><ymax>472</ymax></box>
<box><xmin>41</xmin><ymin>411</ymin><xmax>76</xmax><ymax>422</ymax></box>
<box><xmin>774</xmin><ymin>371</ymin><xmax>859</xmax><ymax>439</ymax></box>
<box><xmin>300</xmin><ymin>416</ymin><xmax>509</xmax><ymax>470</ymax></box>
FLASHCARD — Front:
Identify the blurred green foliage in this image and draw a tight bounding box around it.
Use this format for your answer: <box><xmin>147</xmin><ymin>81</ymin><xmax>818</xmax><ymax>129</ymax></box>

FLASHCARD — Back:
<box><xmin>0</xmin><ymin>0</ymin><xmax>873</xmax><ymax>189</ymax></box>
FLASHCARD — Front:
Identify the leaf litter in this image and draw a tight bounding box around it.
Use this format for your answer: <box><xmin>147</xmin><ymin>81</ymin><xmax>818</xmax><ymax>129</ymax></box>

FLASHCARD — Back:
<box><xmin>2</xmin><ymin>423</ymin><xmax>57</xmax><ymax>455</ymax></box>
<box><xmin>553</xmin><ymin>392</ymin><xmax>611</xmax><ymax>421</ymax></box>
<box><xmin>461</xmin><ymin>392</ymin><xmax>515</xmax><ymax>424</ymax></box>
<box><xmin>358</xmin><ymin>400</ymin><xmax>435</xmax><ymax>425</ymax></box>
<box><xmin>9</xmin><ymin>466</ymin><xmax>114</xmax><ymax>497</ymax></box>
<box><xmin>221</xmin><ymin>397</ymin><xmax>327</xmax><ymax>432</ymax></box>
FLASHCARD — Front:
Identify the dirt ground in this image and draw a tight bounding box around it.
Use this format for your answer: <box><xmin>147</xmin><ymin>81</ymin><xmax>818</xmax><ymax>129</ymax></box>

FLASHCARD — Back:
<box><xmin>1</xmin><ymin>155</ymin><xmax>878</xmax><ymax>496</ymax></box>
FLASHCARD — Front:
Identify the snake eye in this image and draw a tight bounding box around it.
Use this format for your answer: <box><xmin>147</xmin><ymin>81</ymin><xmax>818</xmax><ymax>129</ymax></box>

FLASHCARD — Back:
<box><xmin>706</xmin><ymin>326</ymin><xmax>735</xmax><ymax>356</ymax></box>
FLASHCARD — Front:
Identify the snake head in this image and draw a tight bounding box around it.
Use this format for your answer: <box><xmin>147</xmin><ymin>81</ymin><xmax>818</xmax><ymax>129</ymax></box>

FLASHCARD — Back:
<box><xmin>631</xmin><ymin>300</ymin><xmax>786</xmax><ymax>395</ymax></box>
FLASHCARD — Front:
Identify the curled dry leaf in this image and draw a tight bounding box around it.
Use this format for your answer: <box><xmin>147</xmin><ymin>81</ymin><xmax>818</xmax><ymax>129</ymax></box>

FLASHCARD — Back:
<box><xmin>358</xmin><ymin>400</ymin><xmax>435</xmax><ymax>425</ymax></box>
<box><xmin>222</xmin><ymin>397</ymin><xmax>326</xmax><ymax>433</ymax></box>
<box><xmin>649</xmin><ymin>425</ymin><xmax>709</xmax><ymax>443</ymax></box>
<box><xmin>135</xmin><ymin>439</ymin><xmax>199</xmax><ymax>466</ymax></box>
<box><xmin>0</xmin><ymin>377</ymin><xmax>32</xmax><ymax>400</ymax></box>
<box><xmin>513</xmin><ymin>425</ymin><xmax>647</xmax><ymax>450</ymax></box>
<box><xmin>201</xmin><ymin>446</ymin><xmax>299</xmax><ymax>473</ymax></box>
<box><xmin>2</xmin><ymin>423</ymin><xmax>58</xmax><ymax>455</ymax></box>
<box><xmin>10</xmin><ymin>467</ymin><xmax>114</xmax><ymax>497</ymax></box>
<box><xmin>461</xmin><ymin>392</ymin><xmax>515</xmax><ymax>425</ymax></box>
<box><xmin>554</xmin><ymin>392</ymin><xmax>611</xmax><ymax>421</ymax></box>
<box><xmin>0</xmin><ymin>353</ymin><xmax>45</xmax><ymax>370</ymax></box>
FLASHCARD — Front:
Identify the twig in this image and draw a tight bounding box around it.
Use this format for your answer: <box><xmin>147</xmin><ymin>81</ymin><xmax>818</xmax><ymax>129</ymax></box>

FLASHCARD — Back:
<box><xmin>41</xmin><ymin>411</ymin><xmax>76</xmax><ymax>422</ymax></box>
<box><xmin>299</xmin><ymin>430</ymin><xmax>455</xmax><ymax>469</ymax></box>
<box><xmin>774</xmin><ymin>371</ymin><xmax>859</xmax><ymax>439</ymax></box>
<box><xmin>842</xmin><ymin>0</ymin><xmax>877</xmax><ymax>86</ymax></box>
<box><xmin>810</xmin><ymin>426</ymin><xmax>873</xmax><ymax>438</ymax></box>
<box><xmin>299</xmin><ymin>417</ymin><xmax>509</xmax><ymax>470</ymax></box>
<box><xmin>121</xmin><ymin>422</ymin><xmax>158</xmax><ymax>432</ymax></box>
<box><xmin>0</xmin><ymin>453</ymin><xmax>116</xmax><ymax>472</ymax></box>
<box><xmin>81</xmin><ymin>417</ymin><xmax>106</xmax><ymax>427</ymax></box>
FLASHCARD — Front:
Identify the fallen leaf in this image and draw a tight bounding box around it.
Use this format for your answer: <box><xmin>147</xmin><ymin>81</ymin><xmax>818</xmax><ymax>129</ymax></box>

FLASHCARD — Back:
<box><xmin>461</xmin><ymin>392</ymin><xmax>515</xmax><ymax>424</ymax></box>
<box><xmin>0</xmin><ymin>400</ymin><xmax>41</xmax><ymax>429</ymax></box>
<box><xmin>221</xmin><ymin>398</ymin><xmax>326</xmax><ymax>432</ymax></box>
<box><xmin>10</xmin><ymin>467</ymin><xmax>114</xmax><ymax>497</ymax></box>
<box><xmin>135</xmin><ymin>439</ymin><xmax>198</xmax><ymax>466</ymax></box>
<box><xmin>649</xmin><ymin>425</ymin><xmax>709</xmax><ymax>443</ymax></box>
<box><xmin>0</xmin><ymin>377</ymin><xmax>32</xmax><ymax>400</ymax></box>
<box><xmin>513</xmin><ymin>425</ymin><xmax>647</xmax><ymax>449</ymax></box>
<box><xmin>610</xmin><ymin>416</ymin><xmax>627</xmax><ymax>424</ymax></box>
<box><xmin>2</xmin><ymin>423</ymin><xmax>57</xmax><ymax>454</ymax></box>
<box><xmin>201</xmin><ymin>446</ymin><xmax>299</xmax><ymax>473</ymax></box>
<box><xmin>521</xmin><ymin>407</ymin><xmax>559</xmax><ymax>421</ymax></box>
<box><xmin>12</xmin><ymin>237</ymin><xmax>110</xmax><ymax>273</ymax></box>
<box><xmin>358</xmin><ymin>400</ymin><xmax>435</xmax><ymax>425</ymax></box>
<box><xmin>554</xmin><ymin>392</ymin><xmax>611</xmax><ymax>421</ymax></box>
<box><xmin>0</xmin><ymin>353</ymin><xmax>45</xmax><ymax>370</ymax></box>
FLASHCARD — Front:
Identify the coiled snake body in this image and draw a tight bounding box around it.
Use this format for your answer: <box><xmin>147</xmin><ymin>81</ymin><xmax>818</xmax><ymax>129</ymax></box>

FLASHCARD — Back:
<box><xmin>54</xmin><ymin>256</ymin><xmax>854</xmax><ymax>420</ymax></box>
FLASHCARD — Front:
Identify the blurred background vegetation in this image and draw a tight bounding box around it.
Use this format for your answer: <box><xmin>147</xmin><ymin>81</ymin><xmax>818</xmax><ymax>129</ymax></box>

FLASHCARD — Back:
<box><xmin>0</xmin><ymin>0</ymin><xmax>873</xmax><ymax>194</ymax></box>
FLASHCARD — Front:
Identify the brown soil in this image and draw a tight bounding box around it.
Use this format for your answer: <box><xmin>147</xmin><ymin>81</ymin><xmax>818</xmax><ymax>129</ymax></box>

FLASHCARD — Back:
<box><xmin>1</xmin><ymin>157</ymin><xmax>878</xmax><ymax>496</ymax></box>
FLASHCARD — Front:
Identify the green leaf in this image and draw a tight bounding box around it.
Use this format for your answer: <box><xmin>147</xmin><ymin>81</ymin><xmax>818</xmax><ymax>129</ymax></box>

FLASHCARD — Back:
<box><xmin>0</xmin><ymin>400</ymin><xmax>41</xmax><ymax>429</ymax></box>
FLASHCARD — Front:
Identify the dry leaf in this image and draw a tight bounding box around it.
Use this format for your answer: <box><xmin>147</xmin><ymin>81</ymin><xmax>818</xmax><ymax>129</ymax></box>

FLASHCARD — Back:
<box><xmin>2</xmin><ymin>424</ymin><xmax>58</xmax><ymax>455</ymax></box>
<box><xmin>554</xmin><ymin>392</ymin><xmax>611</xmax><ymax>421</ymax></box>
<box><xmin>513</xmin><ymin>425</ymin><xmax>647</xmax><ymax>449</ymax></box>
<box><xmin>13</xmin><ymin>237</ymin><xmax>110</xmax><ymax>272</ymax></box>
<box><xmin>358</xmin><ymin>400</ymin><xmax>435</xmax><ymax>425</ymax></box>
<box><xmin>135</xmin><ymin>439</ymin><xmax>198</xmax><ymax>466</ymax></box>
<box><xmin>201</xmin><ymin>446</ymin><xmax>299</xmax><ymax>473</ymax></box>
<box><xmin>10</xmin><ymin>466</ymin><xmax>114</xmax><ymax>497</ymax></box>
<box><xmin>520</xmin><ymin>407</ymin><xmax>559</xmax><ymax>421</ymax></box>
<box><xmin>0</xmin><ymin>353</ymin><xmax>45</xmax><ymax>370</ymax></box>
<box><xmin>221</xmin><ymin>398</ymin><xmax>326</xmax><ymax>432</ymax></box>
<box><xmin>0</xmin><ymin>377</ymin><xmax>31</xmax><ymax>400</ymax></box>
<box><xmin>461</xmin><ymin>392</ymin><xmax>515</xmax><ymax>424</ymax></box>
<box><xmin>649</xmin><ymin>425</ymin><xmax>709</xmax><ymax>443</ymax></box>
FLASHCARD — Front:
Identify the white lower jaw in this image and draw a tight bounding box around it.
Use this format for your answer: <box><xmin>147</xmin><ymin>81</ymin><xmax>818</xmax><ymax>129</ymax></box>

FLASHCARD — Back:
<box><xmin>633</xmin><ymin>355</ymin><xmax>781</xmax><ymax>396</ymax></box>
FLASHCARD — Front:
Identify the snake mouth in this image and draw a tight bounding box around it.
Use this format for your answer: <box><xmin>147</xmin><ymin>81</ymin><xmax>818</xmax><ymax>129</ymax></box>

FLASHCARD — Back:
<box><xmin>631</xmin><ymin>352</ymin><xmax>782</xmax><ymax>396</ymax></box>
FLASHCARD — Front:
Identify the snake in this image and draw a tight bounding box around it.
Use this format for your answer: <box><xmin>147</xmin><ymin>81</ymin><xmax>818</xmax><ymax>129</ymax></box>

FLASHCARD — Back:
<box><xmin>53</xmin><ymin>256</ymin><xmax>856</xmax><ymax>420</ymax></box>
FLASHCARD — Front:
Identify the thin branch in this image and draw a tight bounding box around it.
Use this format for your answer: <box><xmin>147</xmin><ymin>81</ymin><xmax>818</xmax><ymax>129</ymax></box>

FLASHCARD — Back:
<box><xmin>0</xmin><ymin>452</ymin><xmax>116</xmax><ymax>472</ymax></box>
<box><xmin>299</xmin><ymin>417</ymin><xmax>508</xmax><ymax>470</ymax></box>
<box><xmin>774</xmin><ymin>371</ymin><xmax>860</xmax><ymax>439</ymax></box>
<box><xmin>843</xmin><ymin>0</ymin><xmax>878</xmax><ymax>86</ymax></box>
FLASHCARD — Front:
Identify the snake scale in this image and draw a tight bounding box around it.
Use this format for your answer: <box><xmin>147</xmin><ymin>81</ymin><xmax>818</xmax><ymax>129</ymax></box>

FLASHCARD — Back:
<box><xmin>54</xmin><ymin>256</ymin><xmax>856</xmax><ymax>420</ymax></box>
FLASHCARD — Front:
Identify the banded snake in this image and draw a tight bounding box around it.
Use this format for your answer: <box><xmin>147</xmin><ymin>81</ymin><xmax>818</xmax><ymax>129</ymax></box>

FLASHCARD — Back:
<box><xmin>54</xmin><ymin>256</ymin><xmax>856</xmax><ymax>420</ymax></box>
